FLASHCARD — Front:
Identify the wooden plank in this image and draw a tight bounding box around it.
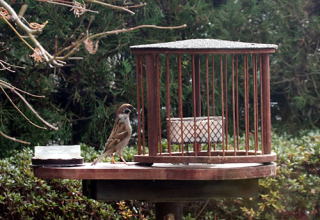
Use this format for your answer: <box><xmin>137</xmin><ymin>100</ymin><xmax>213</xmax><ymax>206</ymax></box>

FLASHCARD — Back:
<box><xmin>33</xmin><ymin>162</ymin><xmax>276</xmax><ymax>180</ymax></box>
<box><xmin>261</xmin><ymin>54</ymin><xmax>272</xmax><ymax>154</ymax></box>
<box><xmin>82</xmin><ymin>179</ymin><xmax>259</xmax><ymax>201</ymax></box>
<box><xmin>145</xmin><ymin>54</ymin><xmax>159</xmax><ymax>156</ymax></box>
<box><xmin>134</xmin><ymin>153</ymin><xmax>276</xmax><ymax>164</ymax></box>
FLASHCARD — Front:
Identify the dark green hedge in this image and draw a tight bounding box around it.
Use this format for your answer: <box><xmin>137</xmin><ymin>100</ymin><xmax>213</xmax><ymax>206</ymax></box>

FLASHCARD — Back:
<box><xmin>184</xmin><ymin>131</ymin><xmax>320</xmax><ymax>220</ymax></box>
<box><xmin>0</xmin><ymin>145</ymin><xmax>152</xmax><ymax>220</ymax></box>
<box><xmin>0</xmin><ymin>132</ymin><xmax>319</xmax><ymax>219</ymax></box>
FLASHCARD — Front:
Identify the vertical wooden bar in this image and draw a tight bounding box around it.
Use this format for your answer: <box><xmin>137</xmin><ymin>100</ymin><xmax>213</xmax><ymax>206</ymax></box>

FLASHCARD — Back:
<box><xmin>220</xmin><ymin>56</ymin><xmax>225</xmax><ymax>155</ymax></box>
<box><xmin>195</xmin><ymin>55</ymin><xmax>202</xmax><ymax>154</ymax></box>
<box><xmin>253</xmin><ymin>55</ymin><xmax>259</xmax><ymax>154</ymax></box>
<box><xmin>195</xmin><ymin>55</ymin><xmax>202</xmax><ymax>116</ymax></box>
<box><xmin>261</xmin><ymin>54</ymin><xmax>272</xmax><ymax>154</ymax></box>
<box><xmin>165</xmin><ymin>55</ymin><xmax>172</xmax><ymax>155</ymax></box>
<box><xmin>244</xmin><ymin>55</ymin><xmax>249</xmax><ymax>155</ymax></box>
<box><xmin>157</xmin><ymin>55</ymin><xmax>162</xmax><ymax>155</ymax></box>
<box><xmin>178</xmin><ymin>55</ymin><xmax>184</xmax><ymax>155</ymax></box>
<box><xmin>236</xmin><ymin>56</ymin><xmax>239</xmax><ymax>150</ymax></box>
<box><xmin>211</xmin><ymin>56</ymin><xmax>216</xmax><ymax>151</ymax></box>
<box><xmin>136</xmin><ymin>55</ymin><xmax>142</xmax><ymax>155</ymax></box>
<box><xmin>232</xmin><ymin>55</ymin><xmax>237</xmax><ymax>155</ymax></box>
<box><xmin>224</xmin><ymin>55</ymin><xmax>228</xmax><ymax>150</ymax></box>
<box><xmin>260</xmin><ymin>55</ymin><xmax>264</xmax><ymax>154</ymax></box>
<box><xmin>145</xmin><ymin>54</ymin><xmax>159</xmax><ymax>156</ymax></box>
<box><xmin>192</xmin><ymin>55</ymin><xmax>197</xmax><ymax>155</ymax></box>
<box><xmin>211</xmin><ymin>56</ymin><xmax>216</xmax><ymax>116</ymax></box>
<box><xmin>140</xmin><ymin>57</ymin><xmax>146</xmax><ymax>154</ymax></box>
<box><xmin>205</xmin><ymin>55</ymin><xmax>211</xmax><ymax>155</ymax></box>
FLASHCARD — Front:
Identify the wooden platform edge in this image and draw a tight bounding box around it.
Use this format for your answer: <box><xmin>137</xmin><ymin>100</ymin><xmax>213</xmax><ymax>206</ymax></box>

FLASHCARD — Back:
<box><xmin>33</xmin><ymin>162</ymin><xmax>276</xmax><ymax>181</ymax></box>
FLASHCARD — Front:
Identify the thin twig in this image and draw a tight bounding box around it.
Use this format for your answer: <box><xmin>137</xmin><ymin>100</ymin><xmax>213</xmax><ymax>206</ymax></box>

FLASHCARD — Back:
<box><xmin>90</xmin><ymin>24</ymin><xmax>187</xmax><ymax>39</ymax></box>
<box><xmin>125</xmin><ymin>2</ymin><xmax>147</xmax><ymax>9</ymax></box>
<box><xmin>58</xmin><ymin>24</ymin><xmax>187</xmax><ymax>59</ymax></box>
<box><xmin>86</xmin><ymin>0</ymin><xmax>135</xmax><ymax>15</ymax></box>
<box><xmin>0</xmin><ymin>80</ymin><xmax>58</xmax><ymax>130</ymax></box>
<box><xmin>0</xmin><ymin>1</ymin><xmax>65</xmax><ymax>67</ymax></box>
<box><xmin>0</xmin><ymin>59</ymin><xmax>14</xmax><ymax>72</ymax></box>
<box><xmin>0</xmin><ymin>79</ymin><xmax>45</xmax><ymax>98</ymax></box>
<box><xmin>0</xmin><ymin>0</ymin><xmax>40</xmax><ymax>34</ymax></box>
<box><xmin>11</xmin><ymin>89</ymin><xmax>58</xmax><ymax>130</ymax></box>
<box><xmin>0</xmin><ymin>86</ymin><xmax>47</xmax><ymax>130</ymax></box>
<box><xmin>195</xmin><ymin>200</ymin><xmax>210</xmax><ymax>219</ymax></box>
<box><xmin>0</xmin><ymin>131</ymin><xmax>31</xmax><ymax>144</ymax></box>
<box><xmin>1</xmin><ymin>15</ymin><xmax>34</xmax><ymax>50</ymax></box>
<box><xmin>36</xmin><ymin>0</ymin><xmax>99</xmax><ymax>14</ymax></box>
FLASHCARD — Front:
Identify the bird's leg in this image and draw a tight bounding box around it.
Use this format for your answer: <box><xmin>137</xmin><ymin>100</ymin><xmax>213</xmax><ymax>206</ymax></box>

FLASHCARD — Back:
<box><xmin>120</xmin><ymin>155</ymin><xmax>129</xmax><ymax>165</ymax></box>
<box><xmin>111</xmin><ymin>154</ymin><xmax>116</xmax><ymax>164</ymax></box>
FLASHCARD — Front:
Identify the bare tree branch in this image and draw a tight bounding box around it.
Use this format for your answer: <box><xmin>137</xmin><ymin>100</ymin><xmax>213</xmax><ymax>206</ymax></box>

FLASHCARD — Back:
<box><xmin>57</xmin><ymin>24</ymin><xmax>187</xmax><ymax>60</ymax></box>
<box><xmin>0</xmin><ymin>1</ymin><xmax>66</xmax><ymax>67</ymax></box>
<box><xmin>0</xmin><ymin>0</ymin><xmax>40</xmax><ymax>34</ymax></box>
<box><xmin>0</xmin><ymin>131</ymin><xmax>31</xmax><ymax>144</ymax></box>
<box><xmin>0</xmin><ymin>86</ymin><xmax>47</xmax><ymax>129</ymax></box>
<box><xmin>0</xmin><ymin>59</ymin><xmax>15</xmax><ymax>72</ymax></box>
<box><xmin>36</xmin><ymin>0</ymin><xmax>99</xmax><ymax>14</ymax></box>
<box><xmin>0</xmin><ymin>79</ymin><xmax>45</xmax><ymax>98</ymax></box>
<box><xmin>11</xmin><ymin>89</ymin><xmax>58</xmax><ymax>130</ymax></box>
<box><xmin>0</xmin><ymin>80</ymin><xmax>58</xmax><ymax>130</ymax></box>
<box><xmin>1</xmin><ymin>16</ymin><xmax>34</xmax><ymax>50</ymax></box>
<box><xmin>1</xmin><ymin>0</ymin><xmax>186</xmax><ymax>67</ymax></box>
<box><xmin>85</xmin><ymin>0</ymin><xmax>135</xmax><ymax>15</ymax></box>
<box><xmin>125</xmin><ymin>2</ymin><xmax>147</xmax><ymax>9</ymax></box>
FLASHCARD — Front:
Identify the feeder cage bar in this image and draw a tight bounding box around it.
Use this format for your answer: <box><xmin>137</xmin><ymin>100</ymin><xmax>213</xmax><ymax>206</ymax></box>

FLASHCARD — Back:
<box><xmin>136</xmin><ymin>55</ymin><xmax>142</xmax><ymax>155</ymax></box>
<box><xmin>165</xmin><ymin>55</ymin><xmax>172</xmax><ymax>155</ymax></box>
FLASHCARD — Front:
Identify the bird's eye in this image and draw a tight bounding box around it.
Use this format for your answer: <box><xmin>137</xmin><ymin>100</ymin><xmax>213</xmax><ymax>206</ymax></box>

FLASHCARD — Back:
<box><xmin>124</xmin><ymin>109</ymin><xmax>131</xmax><ymax>114</ymax></box>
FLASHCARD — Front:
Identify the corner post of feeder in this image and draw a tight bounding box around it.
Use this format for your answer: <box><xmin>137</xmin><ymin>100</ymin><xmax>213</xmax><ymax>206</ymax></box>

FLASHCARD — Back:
<box><xmin>261</xmin><ymin>54</ymin><xmax>272</xmax><ymax>154</ymax></box>
<box><xmin>135</xmin><ymin>55</ymin><xmax>142</xmax><ymax>155</ymax></box>
<box><xmin>145</xmin><ymin>53</ymin><xmax>159</xmax><ymax>156</ymax></box>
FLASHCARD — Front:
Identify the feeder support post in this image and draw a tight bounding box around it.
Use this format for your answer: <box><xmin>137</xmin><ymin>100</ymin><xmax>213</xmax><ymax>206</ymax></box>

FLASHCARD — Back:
<box><xmin>145</xmin><ymin>54</ymin><xmax>159</xmax><ymax>156</ymax></box>
<box><xmin>261</xmin><ymin>54</ymin><xmax>272</xmax><ymax>154</ymax></box>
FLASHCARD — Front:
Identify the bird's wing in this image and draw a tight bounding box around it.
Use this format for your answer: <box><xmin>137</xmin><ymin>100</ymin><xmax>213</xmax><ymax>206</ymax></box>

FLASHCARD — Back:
<box><xmin>103</xmin><ymin>119</ymin><xmax>129</xmax><ymax>153</ymax></box>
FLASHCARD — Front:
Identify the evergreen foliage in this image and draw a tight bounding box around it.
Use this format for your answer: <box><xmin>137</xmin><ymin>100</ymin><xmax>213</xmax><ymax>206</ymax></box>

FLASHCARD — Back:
<box><xmin>0</xmin><ymin>132</ymin><xmax>319</xmax><ymax>219</ymax></box>
<box><xmin>0</xmin><ymin>0</ymin><xmax>319</xmax><ymax>153</ymax></box>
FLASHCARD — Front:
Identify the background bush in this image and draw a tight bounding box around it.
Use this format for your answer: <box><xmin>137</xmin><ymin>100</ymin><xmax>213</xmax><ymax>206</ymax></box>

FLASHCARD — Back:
<box><xmin>184</xmin><ymin>131</ymin><xmax>320</xmax><ymax>220</ymax></box>
<box><xmin>0</xmin><ymin>146</ymin><xmax>153</xmax><ymax>220</ymax></box>
<box><xmin>0</xmin><ymin>132</ymin><xmax>319</xmax><ymax>219</ymax></box>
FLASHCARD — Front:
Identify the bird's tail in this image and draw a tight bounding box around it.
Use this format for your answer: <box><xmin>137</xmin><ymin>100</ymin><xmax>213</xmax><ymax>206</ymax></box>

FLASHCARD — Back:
<box><xmin>91</xmin><ymin>153</ymin><xmax>107</xmax><ymax>166</ymax></box>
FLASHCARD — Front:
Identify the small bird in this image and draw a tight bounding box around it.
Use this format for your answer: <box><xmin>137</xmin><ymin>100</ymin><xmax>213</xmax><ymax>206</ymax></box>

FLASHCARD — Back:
<box><xmin>91</xmin><ymin>104</ymin><xmax>134</xmax><ymax>165</ymax></box>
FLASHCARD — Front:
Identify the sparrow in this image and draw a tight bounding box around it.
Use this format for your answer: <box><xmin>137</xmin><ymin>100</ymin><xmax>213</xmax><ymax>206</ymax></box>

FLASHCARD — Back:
<box><xmin>91</xmin><ymin>104</ymin><xmax>134</xmax><ymax>165</ymax></box>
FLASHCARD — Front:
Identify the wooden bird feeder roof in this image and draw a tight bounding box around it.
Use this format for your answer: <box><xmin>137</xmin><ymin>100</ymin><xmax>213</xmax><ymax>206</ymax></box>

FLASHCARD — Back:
<box><xmin>131</xmin><ymin>39</ymin><xmax>278</xmax><ymax>54</ymax></box>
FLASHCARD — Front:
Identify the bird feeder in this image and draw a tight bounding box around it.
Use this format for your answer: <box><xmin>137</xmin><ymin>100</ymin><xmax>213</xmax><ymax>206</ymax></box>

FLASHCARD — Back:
<box><xmin>131</xmin><ymin>39</ymin><xmax>278</xmax><ymax>164</ymax></box>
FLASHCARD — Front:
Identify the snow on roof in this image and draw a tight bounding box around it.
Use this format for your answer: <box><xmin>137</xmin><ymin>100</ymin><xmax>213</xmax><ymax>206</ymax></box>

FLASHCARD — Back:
<box><xmin>130</xmin><ymin>39</ymin><xmax>278</xmax><ymax>50</ymax></box>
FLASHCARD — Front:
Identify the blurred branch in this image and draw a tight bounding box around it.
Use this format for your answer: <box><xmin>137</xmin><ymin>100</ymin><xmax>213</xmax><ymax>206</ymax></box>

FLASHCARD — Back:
<box><xmin>0</xmin><ymin>0</ymin><xmax>66</xmax><ymax>67</ymax></box>
<box><xmin>57</xmin><ymin>24</ymin><xmax>187</xmax><ymax>59</ymax></box>
<box><xmin>0</xmin><ymin>131</ymin><xmax>31</xmax><ymax>144</ymax></box>
<box><xmin>0</xmin><ymin>0</ymin><xmax>185</xmax><ymax>67</ymax></box>
<box><xmin>0</xmin><ymin>59</ymin><xmax>17</xmax><ymax>72</ymax></box>
<box><xmin>0</xmin><ymin>80</ymin><xmax>58</xmax><ymax>130</ymax></box>
<box><xmin>36</xmin><ymin>0</ymin><xmax>99</xmax><ymax>14</ymax></box>
<box><xmin>37</xmin><ymin>0</ymin><xmax>144</xmax><ymax>15</ymax></box>
<box><xmin>0</xmin><ymin>79</ymin><xmax>45</xmax><ymax>98</ymax></box>
<box><xmin>86</xmin><ymin>0</ymin><xmax>135</xmax><ymax>15</ymax></box>
<box><xmin>0</xmin><ymin>87</ymin><xmax>47</xmax><ymax>129</ymax></box>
